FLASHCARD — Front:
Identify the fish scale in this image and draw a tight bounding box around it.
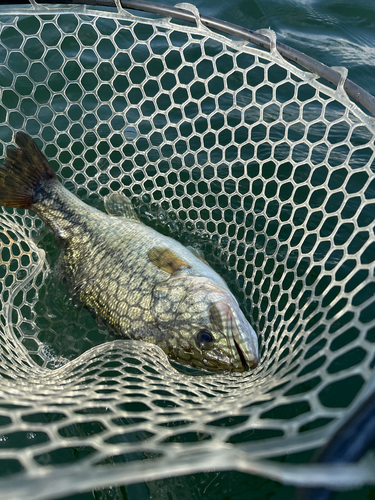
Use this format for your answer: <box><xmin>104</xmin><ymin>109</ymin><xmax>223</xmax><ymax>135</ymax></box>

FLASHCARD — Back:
<box><xmin>0</xmin><ymin>132</ymin><xmax>258</xmax><ymax>372</ymax></box>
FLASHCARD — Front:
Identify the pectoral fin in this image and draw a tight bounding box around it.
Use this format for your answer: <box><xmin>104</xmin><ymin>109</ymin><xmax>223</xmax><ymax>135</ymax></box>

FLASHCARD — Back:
<box><xmin>104</xmin><ymin>192</ymin><xmax>139</xmax><ymax>220</ymax></box>
<box><xmin>148</xmin><ymin>246</ymin><xmax>191</xmax><ymax>274</ymax></box>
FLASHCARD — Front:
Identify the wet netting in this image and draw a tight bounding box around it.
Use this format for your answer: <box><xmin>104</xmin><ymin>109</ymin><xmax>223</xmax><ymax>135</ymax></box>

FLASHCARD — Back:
<box><xmin>0</xmin><ymin>1</ymin><xmax>375</xmax><ymax>498</ymax></box>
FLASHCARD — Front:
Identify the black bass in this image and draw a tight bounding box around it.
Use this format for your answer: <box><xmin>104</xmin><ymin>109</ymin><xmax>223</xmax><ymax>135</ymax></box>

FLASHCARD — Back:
<box><xmin>0</xmin><ymin>132</ymin><xmax>258</xmax><ymax>372</ymax></box>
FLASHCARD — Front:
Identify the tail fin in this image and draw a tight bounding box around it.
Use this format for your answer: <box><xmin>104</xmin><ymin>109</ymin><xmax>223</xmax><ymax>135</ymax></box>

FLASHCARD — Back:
<box><xmin>0</xmin><ymin>132</ymin><xmax>57</xmax><ymax>209</ymax></box>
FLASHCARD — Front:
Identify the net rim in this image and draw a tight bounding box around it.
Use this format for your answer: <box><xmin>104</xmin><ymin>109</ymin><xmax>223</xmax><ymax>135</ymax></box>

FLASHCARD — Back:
<box><xmin>0</xmin><ymin>438</ymin><xmax>374</xmax><ymax>500</ymax></box>
<box><xmin>4</xmin><ymin>0</ymin><xmax>375</xmax><ymax>118</ymax></box>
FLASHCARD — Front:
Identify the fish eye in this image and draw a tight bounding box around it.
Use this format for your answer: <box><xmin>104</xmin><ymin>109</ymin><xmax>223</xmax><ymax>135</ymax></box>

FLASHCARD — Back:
<box><xmin>196</xmin><ymin>329</ymin><xmax>214</xmax><ymax>349</ymax></box>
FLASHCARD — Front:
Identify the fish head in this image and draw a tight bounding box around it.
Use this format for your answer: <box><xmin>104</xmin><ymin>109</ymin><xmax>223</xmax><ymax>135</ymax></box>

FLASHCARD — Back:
<box><xmin>152</xmin><ymin>276</ymin><xmax>258</xmax><ymax>372</ymax></box>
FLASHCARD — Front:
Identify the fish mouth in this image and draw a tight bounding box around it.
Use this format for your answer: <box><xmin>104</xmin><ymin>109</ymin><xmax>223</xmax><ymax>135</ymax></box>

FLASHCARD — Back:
<box><xmin>210</xmin><ymin>301</ymin><xmax>259</xmax><ymax>371</ymax></box>
<box><xmin>233</xmin><ymin>331</ymin><xmax>258</xmax><ymax>370</ymax></box>
<box><xmin>233</xmin><ymin>336</ymin><xmax>250</xmax><ymax>370</ymax></box>
<box><xmin>225</xmin><ymin>304</ymin><xmax>258</xmax><ymax>370</ymax></box>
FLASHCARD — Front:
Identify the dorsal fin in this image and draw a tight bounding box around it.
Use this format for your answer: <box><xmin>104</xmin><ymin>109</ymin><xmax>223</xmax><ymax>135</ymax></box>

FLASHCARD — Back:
<box><xmin>104</xmin><ymin>192</ymin><xmax>139</xmax><ymax>220</ymax></box>
<box><xmin>148</xmin><ymin>246</ymin><xmax>191</xmax><ymax>274</ymax></box>
<box><xmin>186</xmin><ymin>245</ymin><xmax>208</xmax><ymax>265</ymax></box>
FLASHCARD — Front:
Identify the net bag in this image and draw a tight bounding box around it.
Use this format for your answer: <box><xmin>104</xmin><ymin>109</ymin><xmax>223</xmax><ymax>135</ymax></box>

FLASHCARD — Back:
<box><xmin>0</xmin><ymin>1</ymin><xmax>375</xmax><ymax>498</ymax></box>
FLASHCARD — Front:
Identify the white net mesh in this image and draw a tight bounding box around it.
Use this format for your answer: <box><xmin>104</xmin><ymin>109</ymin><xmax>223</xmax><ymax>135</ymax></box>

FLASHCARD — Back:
<box><xmin>0</xmin><ymin>2</ymin><xmax>375</xmax><ymax>498</ymax></box>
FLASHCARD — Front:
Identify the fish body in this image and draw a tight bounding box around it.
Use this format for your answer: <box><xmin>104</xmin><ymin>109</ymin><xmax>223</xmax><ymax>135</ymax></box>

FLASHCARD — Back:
<box><xmin>0</xmin><ymin>132</ymin><xmax>258</xmax><ymax>372</ymax></box>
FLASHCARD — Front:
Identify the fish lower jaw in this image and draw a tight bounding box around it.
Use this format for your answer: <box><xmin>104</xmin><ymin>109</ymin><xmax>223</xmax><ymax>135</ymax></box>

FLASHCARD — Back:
<box><xmin>231</xmin><ymin>337</ymin><xmax>258</xmax><ymax>371</ymax></box>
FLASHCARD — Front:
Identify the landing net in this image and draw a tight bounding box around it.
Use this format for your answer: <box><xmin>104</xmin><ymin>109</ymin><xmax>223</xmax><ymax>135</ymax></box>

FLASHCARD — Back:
<box><xmin>0</xmin><ymin>2</ymin><xmax>375</xmax><ymax>498</ymax></box>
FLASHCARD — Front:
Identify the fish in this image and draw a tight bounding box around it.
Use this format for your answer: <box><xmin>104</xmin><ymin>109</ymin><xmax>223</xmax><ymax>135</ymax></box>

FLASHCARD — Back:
<box><xmin>0</xmin><ymin>132</ymin><xmax>258</xmax><ymax>372</ymax></box>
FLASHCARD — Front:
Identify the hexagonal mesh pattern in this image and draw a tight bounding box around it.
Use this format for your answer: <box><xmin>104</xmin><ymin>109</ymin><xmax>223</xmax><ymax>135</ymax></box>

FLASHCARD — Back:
<box><xmin>0</xmin><ymin>3</ymin><xmax>375</xmax><ymax>498</ymax></box>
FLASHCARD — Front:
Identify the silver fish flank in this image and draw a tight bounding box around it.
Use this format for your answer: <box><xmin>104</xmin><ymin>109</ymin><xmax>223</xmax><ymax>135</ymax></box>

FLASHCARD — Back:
<box><xmin>0</xmin><ymin>132</ymin><xmax>258</xmax><ymax>372</ymax></box>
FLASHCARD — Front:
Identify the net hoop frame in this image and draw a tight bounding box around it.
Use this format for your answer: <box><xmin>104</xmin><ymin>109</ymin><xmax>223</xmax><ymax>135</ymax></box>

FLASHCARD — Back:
<box><xmin>5</xmin><ymin>0</ymin><xmax>375</xmax><ymax>118</ymax></box>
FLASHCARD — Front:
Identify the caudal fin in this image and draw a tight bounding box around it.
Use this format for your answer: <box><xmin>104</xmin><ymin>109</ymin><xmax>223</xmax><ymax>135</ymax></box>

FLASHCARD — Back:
<box><xmin>0</xmin><ymin>132</ymin><xmax>57</xmax><ymax>209</ymax></box>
